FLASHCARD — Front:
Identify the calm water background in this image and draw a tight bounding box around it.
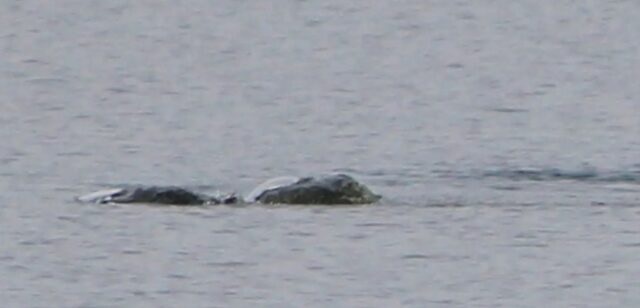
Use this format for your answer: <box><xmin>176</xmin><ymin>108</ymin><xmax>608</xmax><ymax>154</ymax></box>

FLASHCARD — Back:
<box><xmin>2</xmin><ymin>1</ymin><xmax>640</xmax><ymax>307</ymax></box>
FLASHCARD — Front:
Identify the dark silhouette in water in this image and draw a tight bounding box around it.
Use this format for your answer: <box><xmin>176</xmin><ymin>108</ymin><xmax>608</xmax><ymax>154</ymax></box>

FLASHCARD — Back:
<box><xmin>251</xmin><ymin>174</ymin><xmax>380</xmax><ymax>205</ymax></box>
<box><xmin>77</xmin><ymin>174</ymin><xmax>380</xmax><ymax>206</ymax></box>
<box><xmin>77</xmin><ymin>186</ymin><xmax>238</xmax><ymax>205</ymax></box>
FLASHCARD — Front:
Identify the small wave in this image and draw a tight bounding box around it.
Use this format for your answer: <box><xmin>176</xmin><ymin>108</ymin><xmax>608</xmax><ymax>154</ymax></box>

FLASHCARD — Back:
<box><xmin>481</xmin><ymin>167</ymin><xmax>640</xmax><ymax>183</ymax></box>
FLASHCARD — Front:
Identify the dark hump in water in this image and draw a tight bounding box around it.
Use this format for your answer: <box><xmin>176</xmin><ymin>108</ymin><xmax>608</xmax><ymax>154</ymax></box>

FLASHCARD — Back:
<box><xmin>77</xmin><ymin>174</ymin><xmax>378</xmax><ymax>206</ymax></box>
<box><xmin>255</xmin><ymin>174</ymin><xmax>381</xmax><ymax>205</ymax></box>
<box><xmin>81</xmin><ymin>186</ymin><xmax>224</xmax><ymax>205</ymax></box>
<box><xmin>114</xmin><ymin>186</ymin><xmax>211</xmax><ymax>205</ymax></box>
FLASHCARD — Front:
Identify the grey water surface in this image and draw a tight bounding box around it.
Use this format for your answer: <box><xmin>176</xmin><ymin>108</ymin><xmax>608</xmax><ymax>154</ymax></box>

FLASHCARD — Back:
<box><xmin>2</xmin><ymin>1</ymin><xmax>640</xmax><ymax>307</ymax></box>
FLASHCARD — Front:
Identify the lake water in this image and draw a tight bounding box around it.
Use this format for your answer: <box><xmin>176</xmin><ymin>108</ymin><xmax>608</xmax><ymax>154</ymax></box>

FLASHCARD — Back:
<box><xmin>1</xmin><ymin>1</ymin><xmax>640</xmax><ymax>307</ymax></box>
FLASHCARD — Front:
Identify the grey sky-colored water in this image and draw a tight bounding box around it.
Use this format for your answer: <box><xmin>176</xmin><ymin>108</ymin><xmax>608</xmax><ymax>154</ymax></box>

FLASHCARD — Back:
<box><xmin>1</xmin><ymin>1</ymin><xmax>640</xmax><ymax>307</ymax></box>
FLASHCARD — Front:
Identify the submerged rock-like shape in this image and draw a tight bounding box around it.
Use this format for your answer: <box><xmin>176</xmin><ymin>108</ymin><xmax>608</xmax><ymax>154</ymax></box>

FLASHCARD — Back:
<box><xmin>251</xmin><ymin>174</ymin><xmax>381</xmax><ymax>205</ymax></box>
<box><xmin>77</xmin><ymin>186</ymin><xmax>237</xmax><ymax>205</ymax></box>
<box><xmin>77</xmin><ymin>174</ymin><xmax>379</xmax><ymax>206</ymax></box>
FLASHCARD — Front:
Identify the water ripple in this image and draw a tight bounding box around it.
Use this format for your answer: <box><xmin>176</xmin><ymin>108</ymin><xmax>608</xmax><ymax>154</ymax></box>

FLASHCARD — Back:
<box><xmin>480</xmin><ymin>167</ymin><xmax>640</xmax><ymax>184</ymax></box>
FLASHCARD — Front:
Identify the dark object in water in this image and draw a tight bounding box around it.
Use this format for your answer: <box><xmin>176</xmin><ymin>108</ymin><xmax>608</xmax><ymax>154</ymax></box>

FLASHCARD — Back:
<box><xmin>77</xmin><ymin>186</ymin><xmax>237</xmax><ymax>205</ymax></box>
<box><xmin>252</xmin><ymin>174</ymin><xmax>381</xmax><ymax>205</ymax></box>
<box><xmin>77</xmin><ymin>174</ymin><xmax>380</xmax><ymax>206</ymax></box>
